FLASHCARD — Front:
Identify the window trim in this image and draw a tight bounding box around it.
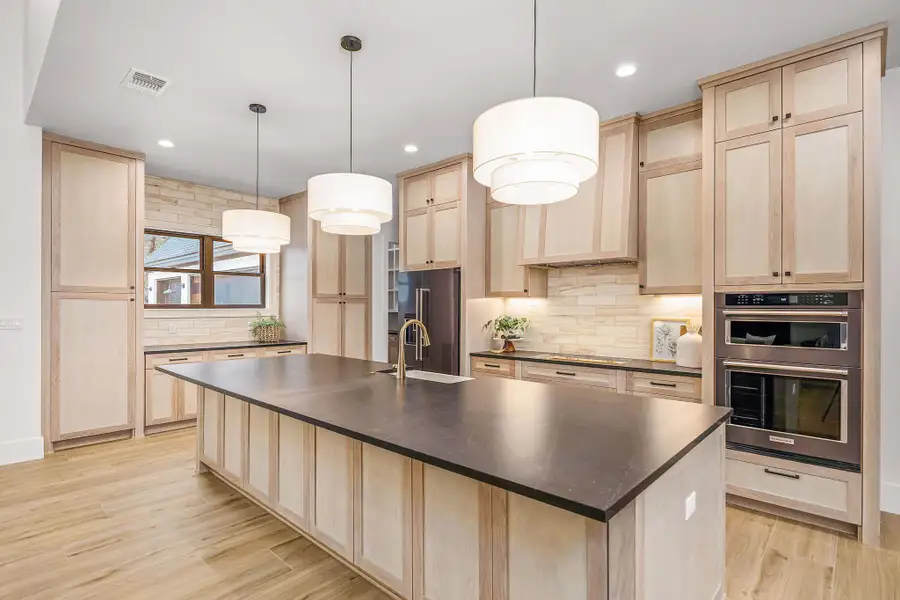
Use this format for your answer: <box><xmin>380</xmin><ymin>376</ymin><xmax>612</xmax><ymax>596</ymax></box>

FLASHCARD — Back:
<box><xmin>144</xmin><ymin>229</ymin><xmax>266</xmax><ymax>309</ymax></box>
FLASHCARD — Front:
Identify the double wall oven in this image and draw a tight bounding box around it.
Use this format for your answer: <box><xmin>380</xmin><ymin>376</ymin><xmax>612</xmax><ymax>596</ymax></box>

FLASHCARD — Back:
<box><xmin>715</xmin><ymin>292</ymin><xmax>861</xmax><ymax>468</ymax></box>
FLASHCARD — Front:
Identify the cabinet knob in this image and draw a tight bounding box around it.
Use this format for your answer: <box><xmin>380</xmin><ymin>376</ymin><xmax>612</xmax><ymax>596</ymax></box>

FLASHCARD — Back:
<box><xmin>639</xmin><ymin>284</ymin><xmax>645</xmax><ymax>289</ymax></box>
<box><xmin>785</xmin><ymin>112</ymin><xmax>792</xmax><ymax>119</ymax></box>
<box><xmin>524</xmin><ymin>289</ymin><xmax>528</xmax><ymax>293</ymax></box>
<box><xmin>639</xmin><ymin>161</ymin><xmax>644</xmax><ymax>167</ymax></box>
<box><xmin>772</xmin><ymin>115</ymin><xmax>779</xmax><ymax>123</ymax></box>
<box><xmin>772</xmin><ymin>271</ymin><xmax>780</xmax><ymax>277</ymax></box>
<box><xmin>784</xmin><ymin>271</ymin><xmax>792</xmax><ymax>277</ymax></box>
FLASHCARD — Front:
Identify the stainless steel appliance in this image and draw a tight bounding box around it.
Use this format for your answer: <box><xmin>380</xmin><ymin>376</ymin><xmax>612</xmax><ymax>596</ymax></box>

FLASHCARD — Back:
<box><xmin>715</xmin><ymin>292</ymin><xmax>861</xmax><ymax>467</ymax></box>
<box><xmin>396</xmin><ymin>268</ymin><xmax>461</xmax><ymax>375</ymax></box>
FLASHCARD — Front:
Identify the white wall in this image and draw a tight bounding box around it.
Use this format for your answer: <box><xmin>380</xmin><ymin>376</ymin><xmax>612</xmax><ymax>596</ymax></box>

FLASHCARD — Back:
<box><xmin>881</xmin><ymin>67</ymin><xmax>900</xmax><ymax>515</ymax></box>
<box><xmin>0</xmin><ymin>0</ymin><xmax>44</xmax><ymax>465</ymax></box>
<box><xmin>279</xmin><ymin>193</ymin><xmax>309</xmax><ymax>342</ymax></box>
<box><xmin>23</xmin><ymin>0</ymin><xmax>61</xmax><ymax>115</ymax></box>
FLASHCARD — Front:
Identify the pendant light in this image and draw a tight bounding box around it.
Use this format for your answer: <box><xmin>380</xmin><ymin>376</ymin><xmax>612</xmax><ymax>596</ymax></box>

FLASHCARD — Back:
<box><xmin>472</xmin><ymin>0</ymin><xmax>600</xmax><ymax>205</ymax></box>
<box><xmin>222</xmin><ymin>104</ymin><xmax>291</xmax><ymax>253</ymax></box>
<box><xmin>308</xmin><ymin>36</ymin><xmax>392</xmax><ymax>236</ymax></box>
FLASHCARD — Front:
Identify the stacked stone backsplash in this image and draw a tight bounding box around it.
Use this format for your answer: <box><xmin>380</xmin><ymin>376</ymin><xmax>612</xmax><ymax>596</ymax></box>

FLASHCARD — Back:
<box><xmin>505</xmin><ymin>264</ymin><xmax>702</xmax><ymax>360</ymax></box>
<box><xmin>143</xmin><ymin>175</ymin><xmax>280</xmax><ymax>346</ymax></box>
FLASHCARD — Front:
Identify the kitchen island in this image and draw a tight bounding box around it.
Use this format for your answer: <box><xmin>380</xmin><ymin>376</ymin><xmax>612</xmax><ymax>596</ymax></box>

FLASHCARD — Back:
<box><xmin>160</xmin><ymin>353</ymin><xmax>731</xmax><ymax>600</ymax></box>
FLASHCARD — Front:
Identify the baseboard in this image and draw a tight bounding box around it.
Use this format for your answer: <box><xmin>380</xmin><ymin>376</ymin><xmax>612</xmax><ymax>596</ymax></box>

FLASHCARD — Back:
<box><xmin>0</xmin><ymin>436</ymin><xmax>45</xmax><ymax>466</ymax></box>
<box><xmin>882</xmin><ymin>481</ymin><xmax>900</xmax><ymax>515</ymax></box>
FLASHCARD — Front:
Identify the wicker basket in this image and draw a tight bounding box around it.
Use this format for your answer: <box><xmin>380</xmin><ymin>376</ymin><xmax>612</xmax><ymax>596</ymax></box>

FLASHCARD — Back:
<box><xmin>252</xmin><ymin>325</ymin><xmax>283</xmax><ymax>343</ymax></box>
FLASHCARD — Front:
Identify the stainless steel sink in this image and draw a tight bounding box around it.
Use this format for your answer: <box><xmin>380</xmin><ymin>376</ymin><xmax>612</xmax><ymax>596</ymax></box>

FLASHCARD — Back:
<box><xmin>372</xmin><ymin>367</ymin><xmax>472</xmax><ymax>384</ymax></box>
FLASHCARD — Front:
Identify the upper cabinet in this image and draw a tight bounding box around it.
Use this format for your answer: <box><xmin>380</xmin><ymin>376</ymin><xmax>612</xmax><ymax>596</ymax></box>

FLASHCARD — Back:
<box><xmin>517</xmin><ymin>115</ymin><xmax>639</xmax><ymax>266</ymax></box>
<box><xmin>714</xmin><ymin>70</ymin><xmax>782</xmax><ymax>142</ymax></box>
<box><xmin>400</xmin><ymin>160</ymin><xmax>464</xmax><ymax>271</ymax></box>
<box><xmin>486</xmin><ymin>202</ymin><xmax>547</xmax><ymax>298</ymax></box>
<box><xmin>311</xmin><ymin>226</ymin><xmax>370</xmax><ymax>299</ymax></box>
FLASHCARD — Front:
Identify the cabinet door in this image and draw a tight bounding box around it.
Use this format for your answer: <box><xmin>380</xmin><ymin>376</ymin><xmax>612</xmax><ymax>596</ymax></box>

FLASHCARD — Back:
<box><xmin>355</xmin><ymin>443</ymin><xmax>413</xmax><ymax>597</ymax></box>
<box><xmin>312</xmin><ymin>226</ymin><xmax>341</xmax><ymax>297</ymax></box>
<box><xmin>51</xmin><ymin>144</ymin><xmax>135</xmax><ymax>293</ymax></box>
<box><xmin>51</xmin><ymin>293</ymin><xmax>133</xmax><ymax>441</ymax></box>
<box><xmin>246</xmin><ymin>404</ymin><xmax>274</xmax><ymax>502</ymax></box>
<box><xmin>404</xmin><ymin>173</ymin><xmax>432</xmax><ymax>212</ymax></box>
<box><xmin>517</xmin><ymin>205</ymin><xmax>544</xmax><ymax>264</ymax></box>
<box><xmin>145</xmin><ymin>370</ymin><xmax>177</xmax><ymax>426</ymax></box>
<box><xmin>413</xmin><ymin>463</ymin><xmax>491</xmax><ymax>600</ymax></box>
<box><xmin>714</xmin><ymin>131</ymin><xmax>783</xmax><ymax>286</ymax></box>
<box><xmin>543</xmin><ymin>185</ymin><xmax>596</xmax><ymax>260</ymax></box>
<box><xmin>782</xmin><ymin>113</ymin><xmax>862</xmax><ymax>284</ymax></box>
<box><xmin>222</xmin><ymin>395</ymin><xmax>246</xmax><ymax>485</ymax></box>
<box><xmin>488</xmin><ymin>203</ymin><xmax>527</xmax><ymax>296</ymax></box>
<box><xmin>276</xmin><ymin>415</ymin><xmax>312</xmax><ymax>531</ymax></box>
<box><xmin>342</xmin><ymin>299</ymin><xmax>369</xmax><ymax>360</ymax></box>
<box><xmin>201</xmin><ymin>388</ymin><xmax>223</xmax><ymax>468</ymax></box>
<box><xmin>431</xmin><ymin>202</ymin><xmax>461</xmax><ymax>268</ymax></box>
<box><xmin>596</xmin><ymin>121</ymin><xmax>638</xmax><ymax>259</ymax></box>
<box><xmin>311</xmin><ymin>427</ymin><xmax>355</xmax><ymax>559</ymax></box>
<box><xmin>343</xmin><ymin>235</ymin><xmax>369</xmax><ymax>298</ymax></box>
<box><xmin>432</xmin><ymin>164</ymin><xmax>462</xmax><ymax>205</ymax></box>
<box><xmin>312</xmin><ymin>298</ymin><xmax>343</xmax><ymax>356</ymax></box>
<box><xmin>715</xmin><ymin>70</ymin><xmax>782</xmax><ymax>142</ymax></box>
<box><xmin>404</xmin><ymin>209</ymin><xmax>431</xmax><ymax>271</ymax></box>
<box><xmin>639</xmin><ymin>162</ymin><xmax>702</xmax><ymax>294</ymax></box>
<box><xmin>782</xmin><ymin>45</ymin><xmax>862</xmax><ymax>127</ymax></box>
<box><xmin>639</xmin><ymin>110</ymin><xmax>702</xmax><ymax>172</ymax></box>
<box><xmin>180</xmin><ymin>381</ymin><xmax>199</xmax><ymax>420</ymax></box>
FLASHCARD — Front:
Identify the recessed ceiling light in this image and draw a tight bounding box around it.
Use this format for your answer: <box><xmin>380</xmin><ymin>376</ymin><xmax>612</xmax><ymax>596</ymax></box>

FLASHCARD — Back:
<box><xmin>404</xmin><ymin>144</ymin><xmax>418</xmax><ymax>153</ymax></box>
<box><xmin>616</xmin><ymin>63</ymin><xmax>637</xmax><ymax>78</ymax></box>
<box><xmin>157</xmin><ymin>139</ymin><xmax>175</xmax><ymax>148</ymax></box>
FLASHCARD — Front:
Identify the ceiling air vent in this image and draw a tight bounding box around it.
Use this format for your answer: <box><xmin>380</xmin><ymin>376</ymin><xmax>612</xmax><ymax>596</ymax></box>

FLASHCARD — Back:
<box><xmin>120</xmin><ymin>68</ymin><xmax>170</xmax><ymax>96</ymax></box>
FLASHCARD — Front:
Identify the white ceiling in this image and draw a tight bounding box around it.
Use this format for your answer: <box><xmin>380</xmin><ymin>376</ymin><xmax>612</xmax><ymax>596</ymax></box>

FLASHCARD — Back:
<box><xmin>29</xmin><ymin>0</ymin><xmax>898</xmax><ymax>198</ymax></box>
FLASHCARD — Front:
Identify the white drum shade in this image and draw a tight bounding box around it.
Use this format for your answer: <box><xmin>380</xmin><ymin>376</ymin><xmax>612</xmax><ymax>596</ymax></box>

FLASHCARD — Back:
<box><xmin>308</xmin><ymin>172</ymin><xmax>393</xmax><ymax>235</ymax></box>
<box><xmin>473</xmin><ymin>96</ymin><xmax>600</xmax><ymax>205</ymax></box>
<box><xmin>222</xmin><ymin>209</ymin><xmax>291</xmax><ymax>254</ymax></box>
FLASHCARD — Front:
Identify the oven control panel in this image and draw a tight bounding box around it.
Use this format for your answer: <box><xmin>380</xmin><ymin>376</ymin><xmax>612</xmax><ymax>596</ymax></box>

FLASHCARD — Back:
<box><xmin>724</xmin><ymin>292</ymin><xmax>850</xmax><ymax>307</ymax></box>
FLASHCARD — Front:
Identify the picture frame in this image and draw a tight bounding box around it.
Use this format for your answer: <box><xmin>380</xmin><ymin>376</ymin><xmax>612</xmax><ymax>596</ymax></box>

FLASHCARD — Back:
<box><xmin>650</xmin><ymin>318</ymin><xmax>691</xmax><ymax>363</ymax></box>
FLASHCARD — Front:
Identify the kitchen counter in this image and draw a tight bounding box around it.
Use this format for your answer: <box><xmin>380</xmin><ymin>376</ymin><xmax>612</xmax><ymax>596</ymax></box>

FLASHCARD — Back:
<box><xmin>145</xmin><ymin>340</ymin><xmax>306</xmax><ymax>355</ymax></box>
<box><xmin>470</xmin><ymin>349</ymin><xmax>703</xmax><ymax>378</ymax></box>
<box><xmin>160</xmin><ymin>353</ymin><xmax>727</xmax><ymax>522</ymax></box>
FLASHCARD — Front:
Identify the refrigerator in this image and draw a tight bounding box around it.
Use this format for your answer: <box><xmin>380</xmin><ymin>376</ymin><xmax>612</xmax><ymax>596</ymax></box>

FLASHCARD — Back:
<box><xmin>396</xmin><ymin>267</ymin><xmax>461</xmax><ymax>375</ymax></box>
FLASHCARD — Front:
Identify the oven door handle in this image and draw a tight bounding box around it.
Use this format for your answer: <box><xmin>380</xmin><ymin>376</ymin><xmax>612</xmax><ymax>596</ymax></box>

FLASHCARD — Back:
<box><xmin>721</xmin><ymin>310</ymin><xmax>849</xmax><ymax>318</ymax></box>
<box><xmin>722</xmin><ymin>360</ymin><xmax>848</xmax><ymax>377</ymax></box>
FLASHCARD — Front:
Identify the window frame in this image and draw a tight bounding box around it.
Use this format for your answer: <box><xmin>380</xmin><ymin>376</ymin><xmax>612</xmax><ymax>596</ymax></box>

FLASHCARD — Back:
<box><xmin>143</xmin><ymin>229</ymin><xmax>266</xmax><ymax>309</ymax></box>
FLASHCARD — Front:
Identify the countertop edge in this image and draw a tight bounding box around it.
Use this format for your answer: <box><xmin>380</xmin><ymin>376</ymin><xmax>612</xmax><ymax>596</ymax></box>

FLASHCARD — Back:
<box><xmin>159</xmin><ymin>363</ymin><xmax>728</xmax><ymax>523</ymax></box>
<box><xmin>145</xmin><ymin>340</ymin><xmax>307</xmax><ymax>355</ymax></box>
<box><xmin>470</xmin><ymin>351</ymin><xmax>702</xmax><ymax>378</ymax></box>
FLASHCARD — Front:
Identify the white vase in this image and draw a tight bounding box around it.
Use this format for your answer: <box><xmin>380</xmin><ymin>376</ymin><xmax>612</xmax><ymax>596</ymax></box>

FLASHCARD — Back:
<box><xmin>676</xmin><ymin>326</ymin><xmax>702</xmax><ymax>369</ymax></box>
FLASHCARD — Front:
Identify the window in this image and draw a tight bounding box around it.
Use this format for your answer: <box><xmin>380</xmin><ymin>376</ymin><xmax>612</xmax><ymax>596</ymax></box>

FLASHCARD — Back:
<box><xmin>144</xmin><ymin>230</ymin><xmax>265</xmax><ymax>308</ymax></box>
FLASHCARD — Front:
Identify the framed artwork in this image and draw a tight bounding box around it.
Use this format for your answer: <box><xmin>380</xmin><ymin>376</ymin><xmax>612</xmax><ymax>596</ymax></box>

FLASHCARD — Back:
<box><xmin>650</xmin><ymin>318</ymin><xmax>691</xmax><ymax>362</ymax></box>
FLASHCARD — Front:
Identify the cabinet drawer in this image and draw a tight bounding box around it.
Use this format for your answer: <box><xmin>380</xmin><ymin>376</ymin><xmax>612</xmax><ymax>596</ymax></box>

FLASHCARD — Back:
<box><xmin>210</xmin><ymin>349</ymin><xmax>256</xmax><ymax>361</ymax></box>
<box><xmin>471</xmin><ymin>357</ymin><xmax>515</xmax><ymax>378</ymax></box>
<box><xmin>626</xmin><ymin>372</ymin><xmax>701</xmax><ymax>401</ymax></box>
<box><xmin>145</xmin><ymin>352</ymin><xmax>205</xmax><ymax>370</ymax></box>
<box><xmin>260</xmin><ymin>345</ymin><xmax>307</xmax><ymax>358</ymax></box>
<box><xmin>726</xmin><ymin>452</ymin><xmax>861</xmax><ymax>525</ymax></box>
<box><xmin>521</xmin><ymin>363</ymin><xmax>615</xmax><ymax>388</ymax></box>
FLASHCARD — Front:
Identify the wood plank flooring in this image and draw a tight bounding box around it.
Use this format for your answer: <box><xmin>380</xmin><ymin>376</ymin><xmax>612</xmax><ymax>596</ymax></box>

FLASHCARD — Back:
<box><xmin>0</xmin><ymin>430</ymin><xmax>897</xmax><ymax>599</ymax></box>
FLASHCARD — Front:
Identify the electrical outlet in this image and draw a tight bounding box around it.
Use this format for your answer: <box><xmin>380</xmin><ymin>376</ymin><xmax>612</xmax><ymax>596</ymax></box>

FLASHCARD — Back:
<box><xmin>685</xmin><ymin>491</ymin><xmax>697</xmax><ymax>521</ymax></box>
<box><xmin>168</xmin><ymin>324</ymin><xmax>178</xmax><ymax>334</ymax></box>
<box><xmin>0</xmin><ymin>318</ymin><xmax>22</xmax><ymax>330</ymax></box>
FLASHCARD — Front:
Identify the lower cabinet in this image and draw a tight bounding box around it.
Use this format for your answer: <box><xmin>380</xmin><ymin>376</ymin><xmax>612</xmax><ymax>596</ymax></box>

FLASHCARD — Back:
<box><xmin>246</xmin><ymin>404</ymin><xmax>275</xmax><ymax>503</ymax></box>
<box><xmin>275</xmin><ymin>415</ymin><xmax>313</xmax><ymax>531</ymax></box>
<box><xmin>201</xmin><ymin>388</ymin><xmax>223</xmax><ymax>468</ymax></box>
<box><xmin>310</xmin><ymin>427</ymin><xmax>356</xmax><ymax>559</ymax></box>
<box><xmin>222</xmin><ymin>395</ymin><xmax>246</xmax><ymax>485</ymax></box>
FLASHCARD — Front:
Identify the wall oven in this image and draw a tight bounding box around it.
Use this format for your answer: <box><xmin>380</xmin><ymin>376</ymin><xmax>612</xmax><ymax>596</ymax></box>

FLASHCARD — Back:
<box><xmin>715</xmin><ymin>292</ymin><xmax>861</xmax><ymax>467</ymax></box>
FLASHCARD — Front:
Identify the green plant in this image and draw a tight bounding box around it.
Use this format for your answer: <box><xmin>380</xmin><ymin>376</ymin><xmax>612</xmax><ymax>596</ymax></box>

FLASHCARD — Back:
<box><xmin>483</xmin><ymin>315</ymin><xmax>530</xmax><ymax>340</ymax></box>
<box><xmin>249</xmin><ymin>312</ymin><xmax>285</xmax><ymax>335</ymax></box>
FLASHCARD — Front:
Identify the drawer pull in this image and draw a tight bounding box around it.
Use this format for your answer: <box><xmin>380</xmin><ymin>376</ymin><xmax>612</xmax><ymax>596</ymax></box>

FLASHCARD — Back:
<box><xmin>227</xmin><ymin>353</ymin><xmax>244</xmax><ymax>358</ymax></box>
<box><xmin>764</xmin><ymin>468</ymin><xmax>800</xmax><ymax>480</ymax></box>
<box><xmin>649</xmin><ymin>381</ymin><xmax>677</xmax><ymax>388</ymax></box>
<box><xmin>276</xmin><ymin>350</ymin><xmax>291</xmax><ymax>354</ymax></box>
<box><xmin>168</xmin><ymin>357</ymin><xmax>189</xmax><ymax>362</ymax></box>
<box><xmin>483</xmin><ymin>363</ymin><xmax>502</xmax><ymax>369</ymax></box>
<box><xmin>555</xmin><ymin>371</ymin><xmax>577</xmax><ymax>377</ymax></box>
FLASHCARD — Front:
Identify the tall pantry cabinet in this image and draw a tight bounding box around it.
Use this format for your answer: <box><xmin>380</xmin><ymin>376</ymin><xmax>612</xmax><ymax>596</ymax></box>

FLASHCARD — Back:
<box><xmin>43</xmin><ymin>134</ymin><xmax>144</xmax><ymax>451</ymax></box>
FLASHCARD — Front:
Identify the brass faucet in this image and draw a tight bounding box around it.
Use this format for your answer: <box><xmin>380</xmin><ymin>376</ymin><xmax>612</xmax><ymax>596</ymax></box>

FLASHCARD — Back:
<box><xmin>396</xmin><ymin>319</ymin><xmax>431</xmax><ymax>380</ymax></box>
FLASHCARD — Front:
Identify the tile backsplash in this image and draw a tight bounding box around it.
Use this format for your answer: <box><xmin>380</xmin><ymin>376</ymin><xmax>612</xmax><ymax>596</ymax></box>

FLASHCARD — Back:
<box><xmin>505</xmin><ymin>264</ymin><xmax>702</xmax><ymax>360</ymax></box>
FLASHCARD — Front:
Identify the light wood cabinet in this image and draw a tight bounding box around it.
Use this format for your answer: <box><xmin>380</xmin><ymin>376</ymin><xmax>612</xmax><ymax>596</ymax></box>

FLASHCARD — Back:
<box><xmin>714</xmin><ymin>70</ymin><xmax>782</xmax><ymax>142</ymax></box>
<box><xmin>625</xmin><ymin>372</ymin><xmax>702</xmax><ymax>402</ymax></box>
<box><xmin>259</xmin><ymin>345</ymin><xmax>307</xmax><ymax>358</ymax></box>
<box><xmin>486</xmin><ymin>202</ymin><xmax>547</xmax><ymax>298</ymax></box>
<box><xmin>201</xmin><ymin>388</ymin><xmax>223</xmax><ymax>468</ymax></box>
<box><xmin>145</xmin><ymin>370</ymin><xmax>177</xmax><ymax>425</ymax></box>
<box><xmin>312</xmin><ymin>297</ymin><xmax>369</xmax><ymax>359</ymax></box>
<box><xmin>312</xmin><ymin>226</ymin><xmax>371</xmax><ymax>299</ymax></box>
<box><xmin>246</xmin><ymin>403</ymin><xmax>274</xmax><ymax>503</ymax></box>
<box><xmin>275</xmin><ymin>415</ymin><xmax>313</xmax><ymax>531</ymax></box>
<box><xmin>354</xmin><ymin>443</ymin><xmax>414</xmax><ymax>598</ymax></box>
<box><xmin>342</xmin><ymin>298</ymin><xmax>369</xmax><ymax>360</ymax></box>
<box><xmin>639</xmin><ymin>106</ymin><xmax>703</xmax><ymax>171</ymax></box>
<box><xmin>310</xmin><ymin>427</ymin><xmax>356</xmax><ymax>560</ymax></box>
<box><xmin>517</xmin><ymin>116</ymin><xmax>638</xmax><ymax>266</ymax></box>
<box><xmin>782</xmin><ymin>45</ymin><xmax>862</xmax><ymax>128</ymax></box>
<box><xmin>222</xmin><ymin>395</ymin><xmax>247</xmax><ymax>485</ymax></box>
<box><xmin>399</xmin><ymin>161</ymin><xmax>465</xmax><ymax>271</ymax></box>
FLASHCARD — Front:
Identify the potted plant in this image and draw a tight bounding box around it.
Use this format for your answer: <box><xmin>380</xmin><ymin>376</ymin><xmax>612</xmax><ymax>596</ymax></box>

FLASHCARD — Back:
<box><xmin>483</xmin><ymin>315</ymin><xmax>531</xmax><ymax>353</ymax></box>
<box><xmin>249</xmin><ymin>312</ymin><xmax>285</xmax><ymax>343</ymax></box>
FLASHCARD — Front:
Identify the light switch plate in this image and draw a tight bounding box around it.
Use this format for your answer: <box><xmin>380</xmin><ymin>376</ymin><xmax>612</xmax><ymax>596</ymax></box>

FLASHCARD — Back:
<box><xmin>685</xmin><ymin>490</ymin><xmax>697</xmax><ymax>521</ymax></box>
<box><xmin>0</xmin><ymin>318</ymin><xmax>22</xmax><ymax>330</ymax></box>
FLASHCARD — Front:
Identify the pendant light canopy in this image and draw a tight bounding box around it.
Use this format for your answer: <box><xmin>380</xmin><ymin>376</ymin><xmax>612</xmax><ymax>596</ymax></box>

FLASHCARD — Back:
<box><xmin>222</xmin><ymin>104</ymin><xmax>291</xmax><ymax>253</ymax></box>
<box><xmin>472</xmin><ymin>0</ymin><xmax>599</xmax><ymax>205</ymax></box>
<box><xmin>308</xmin><ymin>36</ymin><xmax>392</xmax><ymax>236</ymax></box>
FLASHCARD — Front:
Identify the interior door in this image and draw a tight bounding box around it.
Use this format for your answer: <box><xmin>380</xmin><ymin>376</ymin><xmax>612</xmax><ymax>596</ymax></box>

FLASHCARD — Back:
<box><xmin>714</xmin><ymin>131</ymin><xmax>783</xmax><ymax>286</ymax></box>
<box><xmin>342</xmin><ymin>299</ymin><xmax>369</xmax><ymax>360</ymax></box>
<box><xmin>404</xmin><ymin>209</ymin><xmax>431</xmax><ymax>270</ymax></box>
<box><xmin>342</xmin><ymin>235</ymin><xmax>369</xmax><ymax>298</ymax></box>
<box><xmin>782</xmin><ymin>113</ymin><xmax>863</xmax><ymax>284</ymax></box>
<box><xmin>714</xmin><ymin>70</ymin><xmax>783</xmax><ymax>142</ymax></box>
<box><xmin>313</xmin><ymin>226</ymin><xmax>341</xmax><ymax>297</ymax></box>
<box><xmin>782</xmin><ymin>45</ymin><xmax>862</xmax><ymax>127</ymax></box>
<box><xmin>312</xmin><ymin>298</ymin><xmax>342</xmax><ymax>356</ymax></box>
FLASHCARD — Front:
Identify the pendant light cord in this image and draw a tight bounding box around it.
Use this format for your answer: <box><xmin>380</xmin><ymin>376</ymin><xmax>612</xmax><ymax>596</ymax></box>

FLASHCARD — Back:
<box><xmin>532</xmin><ymin>0</ymin><xmax>537</xmax><ymax>97</ymax></box>
<box><xmin>349</xmin><ymin>50</ymin><xmax>354</xmax><ymax>173</ymax></box>
<box><xmin>255</xmin><ymin>110</ymin><xmax>260</xmax><ymax>210</ymax></box>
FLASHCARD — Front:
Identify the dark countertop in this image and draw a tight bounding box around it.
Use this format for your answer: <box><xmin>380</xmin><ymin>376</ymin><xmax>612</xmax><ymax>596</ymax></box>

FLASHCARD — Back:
<box><xmin>470</xmin><ymin>349</ymin><xmax>703</xmax><ymax>378</ymax></box>
<box><xmin>160</xmin><ymin>354</ymin><xmax>729</xmax><ymax>523</ymax></box>
<box><xmin>145</xmin><ymin>340</ymin><xmax>306</xmax><ymax>355</ymax></box>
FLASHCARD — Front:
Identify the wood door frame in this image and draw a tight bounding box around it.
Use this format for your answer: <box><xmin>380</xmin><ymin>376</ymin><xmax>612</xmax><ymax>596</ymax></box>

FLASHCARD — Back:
<box><xmin>638</xmin><ymin>160</ymin><xmax>703</xmax><ymax>295</ymax></box>
<box><xmin>781</xmin><ymin>112</ymin><xmax>863</xmax><ymax>284</ymax></box>
<box><xmin>713</xmin><ymin>130</ymin><xmax>783</xmax><ymax>286</ymax></box>
<box><xmin>714</xmin><ymin>69</ymin><xmax>783</xmax><ymax>142</ymax></box>
<box><xmin>639</xmin><ymin>106</ymin><xmax>703</xmax><ymax>172</ymax></box>
<box><xmin>782</xmin><ymin>44</ymin><xmax>863</xmax><ymax>127</ymax></box>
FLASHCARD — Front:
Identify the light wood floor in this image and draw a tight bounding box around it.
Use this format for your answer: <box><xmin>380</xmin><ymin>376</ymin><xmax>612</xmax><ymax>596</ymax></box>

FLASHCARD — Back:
<box><xmin>0</xmin><ymin>431</ymin><xmax>897</xmax><ymax>600</ymax></box>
